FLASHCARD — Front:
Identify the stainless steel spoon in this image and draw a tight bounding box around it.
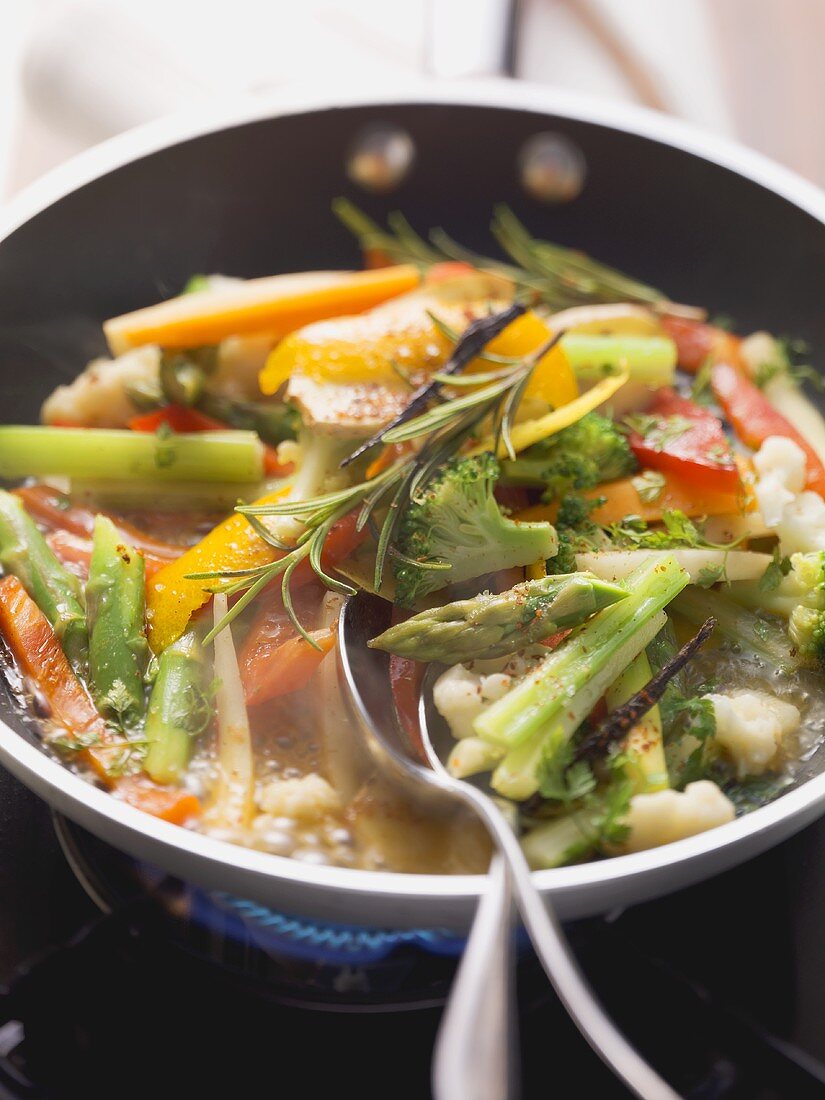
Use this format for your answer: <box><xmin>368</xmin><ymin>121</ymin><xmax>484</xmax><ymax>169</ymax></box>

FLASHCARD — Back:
<box><xmin>338</xmin><ymin>591</ymin><xmax>679</xmax><ymax>1100</ymax></box>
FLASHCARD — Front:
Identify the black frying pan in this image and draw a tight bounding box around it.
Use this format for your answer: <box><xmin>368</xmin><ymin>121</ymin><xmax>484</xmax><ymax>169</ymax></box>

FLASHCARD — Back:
<box><xmin>1</xmin><ymin>86</ymin><xmax>825</xmax><ymax>932</ymax></box>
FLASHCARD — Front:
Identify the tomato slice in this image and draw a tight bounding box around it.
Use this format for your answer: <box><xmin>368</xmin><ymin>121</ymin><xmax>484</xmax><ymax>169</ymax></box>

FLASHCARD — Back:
<box><xmin>627</xmin><ymin>388</ymin><xmax>741</xmax><ymax>493</ymax></box>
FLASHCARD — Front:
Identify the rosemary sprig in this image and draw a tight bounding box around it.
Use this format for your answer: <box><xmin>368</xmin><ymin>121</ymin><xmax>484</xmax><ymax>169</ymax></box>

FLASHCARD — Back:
<box><xmin>339</xmin><ymin>301</ymin><xmax>526</xmax><ymax>467</ymax></box>
<box><xmin>195</xmin><ymin>304</ymin><xmax>556</xmax><ymax>641</ymax></box>
<box><xmin>333</xmin><ymin>197</ymin><xmax>703</xmax><ymax>316</ymax></box>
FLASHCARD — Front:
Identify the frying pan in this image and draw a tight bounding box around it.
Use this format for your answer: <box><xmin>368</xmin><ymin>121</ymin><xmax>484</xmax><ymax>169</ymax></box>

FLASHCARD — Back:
<box><xmin>1</xmin><ymin>82</ymin><xmax>825</xmax><ymax>931</ymax></box>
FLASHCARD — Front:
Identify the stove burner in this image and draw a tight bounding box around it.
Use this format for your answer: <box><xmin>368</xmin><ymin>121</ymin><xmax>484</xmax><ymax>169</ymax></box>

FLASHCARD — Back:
<box><xmin>53</xmin><ymin>813</ymin><xmax>469</xmax><ymax>1011</ymax></box>
<box><xmin>3</xmin><ymin>814</ymin><xmax>825</xmax><ymax>1099</ymax></box>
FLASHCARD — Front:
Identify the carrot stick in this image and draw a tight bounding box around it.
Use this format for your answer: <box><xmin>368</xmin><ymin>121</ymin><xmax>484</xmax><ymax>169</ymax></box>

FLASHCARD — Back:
<box><xmin>115</xmin><ymin>775</ymin><xmax>201</xmax><ymax>824</ymax></box>
<box><xmin>46</xmin><ymin>529</ymin><xmax>169</xmax><ymax>580</ymax></box>
<box><xmin>238</xmin><ymin>511</ymin><xmax>366</xmax><ymax>703</ymax></box>
<box><xmin>515</xmin><ymin>466</ymin><xmax>750</xmax><ymax>527</ymax></box>
<box><xmin>0</xmin><ymin>575</ymin><xmax>200</xmax><ymax>822</ymax></box>
<box><xmin>14</xmin><ymin>484</ymin><xmax>182</xmax><ymax>561</ymax></box>
<box><xmin>104</xmin><ymin>265</ymin><xmax>421</xmax><ymax>354</ymax></box>
<box><xmin>243</xmin><ymin>628</ymin><xmax>336</xmax><ymax>707</ymax></box>
<box><xmin>0</xmin><ymin>575</ymin><xmax>110</xmax><ymax>774</ymax></box>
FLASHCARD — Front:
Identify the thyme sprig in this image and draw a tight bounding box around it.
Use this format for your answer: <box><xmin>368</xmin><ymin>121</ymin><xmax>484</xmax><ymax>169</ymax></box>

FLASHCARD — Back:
<box><xmin>194</xmin><ymin>307</ymin><xmax>556</xmax><ymax>644</ymax></box>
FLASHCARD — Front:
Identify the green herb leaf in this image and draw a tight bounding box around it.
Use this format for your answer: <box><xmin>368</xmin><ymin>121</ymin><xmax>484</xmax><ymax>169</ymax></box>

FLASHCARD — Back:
<box><xmin>631</xmin><ymin>469</ymin><xmax>666</xmax><ymax>503</ymax></box>
<box><xmin>759</xmin><ymin>547</ymin><xmax>792</xmax><ymax>592</ymax></box>
<box><xmin>696</xmin><ymin>564</ymin><xmax>725</xmax><ymax>588</ymax></box>
<box><xmin>623</xmin><ymin>413</ymin><xmax>694</xmax><ymax>452</ymax></box>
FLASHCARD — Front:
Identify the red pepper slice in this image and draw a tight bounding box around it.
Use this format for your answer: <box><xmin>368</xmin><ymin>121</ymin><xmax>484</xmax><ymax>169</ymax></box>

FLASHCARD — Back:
<box><xmin>660</xmin><ymin>316</ymin><xmax>734</xmax><ymax>373</ymax></box>
<box><xmin>128</xmin><ymin>404</ymin><xmax>291</xmax><ymax>476</ymax></box>
<box><xmin>627</xmin><ymin>388</ymin><xmax>741</xmax><ymax>493</ymax></box>
<box><xmin>710</xmin><ymin>359</ymin><xmax>825</xmax><ymax>497</ymax></box>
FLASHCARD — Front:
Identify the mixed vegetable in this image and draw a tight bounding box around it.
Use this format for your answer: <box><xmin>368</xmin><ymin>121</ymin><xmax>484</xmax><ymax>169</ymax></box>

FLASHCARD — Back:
<box><xmin>1</xmin><ymin>201</ymin><xmax>824</xmax><ymax>873</ymax></box>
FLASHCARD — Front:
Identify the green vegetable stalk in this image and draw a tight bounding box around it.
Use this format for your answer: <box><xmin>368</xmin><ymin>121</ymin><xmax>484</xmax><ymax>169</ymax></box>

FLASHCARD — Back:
<box><xmin>560</xmin><ymin>334</ymin><xmax>676</xmax><ymax>388</ymax></box>
<box><xmin>673</xmin><ymin>586</ymin><xmax>796</xmax><ymax>671</ymax></box>
<box><xmin>369</xmin><ymin>572</ymin><xmax>627</xmax><ymax>664</ymax></box>
<box><xmin>0</xmin><ymin>490</ymin><xmax>88</xmax><ymax>671</ymax></box>
<box><xmin>144</xmin><ymin>630</ymin><xmax>210</xmax><ymax>784</ymax></box>
<box><xmin>86</xmin><ymin>516</ymin><xmax>149</xmax><ymax>724</ymax></box>
<box><xmin>476</xmin><ymin>556</ymin><xmax>690</xmax><ymax>750</ymax></box>
<box><xmin>0</xmin><ymin>426</ymin><xmax>263</xmax><ymax>483</ymax></box>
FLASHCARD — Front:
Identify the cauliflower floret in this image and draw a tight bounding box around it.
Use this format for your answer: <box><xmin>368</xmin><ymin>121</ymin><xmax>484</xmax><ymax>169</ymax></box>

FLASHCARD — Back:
<box><xmin>622</xmin><ymin>780</ymin><xmax>735</xmax><ymax>853</ymax></box>
<box><xmin>753</xmin><ymin>436</ymin><xmax>807</xmax><ymax>527</ymax></box>
<box><xmin>257</xmin><ymin>774</ymin><xmax>342</xmax><ymax>823</ymax></box>
<box><xmin>213</xmin><ymin>334</ymin><xmax>275</xmax><ymax>402</ymax></box>
<box><xmin>433</xmin><ymin>664</ymin><xmax>485</xmax><ymax>739</ymax></box>
<box><xmin>705</xmin><ymin>690</ymin><xmax>800</xmax><ymax>778</ymax></box>
<box><xmin>447</xmin><ymin>737</ymin><xmax>506</xmax><ymax>779</ymax></box>
<box><xmin>777</xmin><ymin>491</ymin><xmax>825</xmax><ymax>556</ymax></box>
<box><xmin>41</xmin><ymin>345</ymin><xmax>161</xmax><ymax>428</ymax></box>
<box><xmin>434</xmin><ymin>649</ymin><xmax>547</xmax><ymax>741</ymax></box>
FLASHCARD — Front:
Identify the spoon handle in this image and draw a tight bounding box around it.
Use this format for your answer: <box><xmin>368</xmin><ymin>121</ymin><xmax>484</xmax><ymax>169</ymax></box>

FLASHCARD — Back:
<box><xmin>432</xmin><ymin>852</ymin><xmax>518</xmax><ymax>1100</ymax></box>
<box><xmin>469</xmin><ymin>794</ymin><xmax>680</xmax><ymax>1100</ymax></box>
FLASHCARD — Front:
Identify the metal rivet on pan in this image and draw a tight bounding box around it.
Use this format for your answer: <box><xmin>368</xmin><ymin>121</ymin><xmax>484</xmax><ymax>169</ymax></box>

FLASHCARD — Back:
<box><xmin>519</xmin><ymin>132</ymin><xmax>586</xmax><ymax>203</ymax></box>
<box><xmin>346</xmin><ymin>124</ymin><xmax>415</xmax><ymax>193</ymax></box>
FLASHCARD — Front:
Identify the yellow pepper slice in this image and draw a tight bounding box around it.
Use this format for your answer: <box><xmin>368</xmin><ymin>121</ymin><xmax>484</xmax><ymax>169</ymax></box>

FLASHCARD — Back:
<box><xmin>471</xmin><ymin>370</ymin><xmax>629</xmax><ymax>458</ymax></box>
<box><xmin>480</xmin><ymin>312</ymin><xmax>579</xmax><ymax>409</ymax></box>
<box><xmin>146</xmin><ymin>488</ymin><xmax>289</xmax><ymax>653</ymax></box>
<box><xmin>260</xmin><ymin>272</ymin><xmax>511</xmax><ymax>395</ymax></box>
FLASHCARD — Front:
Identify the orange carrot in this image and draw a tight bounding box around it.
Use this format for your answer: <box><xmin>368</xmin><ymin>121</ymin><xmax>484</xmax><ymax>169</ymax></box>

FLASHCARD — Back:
<box><xmin>515</xmin><ymin>466</ymin><xmax>751</xmax><ymax>528</ymax></box>
<box><xmin>0</xmin><ymin>575</ymin><xmax>201</xmax><ymax>821</ymax></box>
<box><xmin>115</xmin><ymin>776</ymin><xmax>201</xmax><ymax>825</ymax></box>
<box><xmin>104</xmin><ymin>265</ymin><xmax>421</xmax><ymax>354</ymax></box>
<box><xmin>14</xmin><ymin>484</ymin><xmax>182</xmax><ymax>561</ymax></box>
<box><xmin>238</xmin><ymin>510</ymin><xmax>366</xmax><ymax>702</ymax></box>
<box><xmin>46</xmin><ymin>529</ymin><xmax>169</xmax><ymax>580</ymax></box>
<box><xmin>424</xmin><ymin>261</ymin><xmax>476</xmax><ymax>284</ymax></box>
<box><xmin>0</xmin><ymin>575</ymin><xmax>109</xmax><ymax>769</ymax></box>
<box><xmin>243</xmin><ymin>628</ymin><xmax>336</xmax><ymax>707</ymax></box>
<box><xmin>128</xmin><ymin>404</ymin><xmax>289</xmax><ymax>476</ymax></box>
<box><xmin>389</xmin><ymin>653</ymin><xmax>427</xmax><ymax>765</ymax></box>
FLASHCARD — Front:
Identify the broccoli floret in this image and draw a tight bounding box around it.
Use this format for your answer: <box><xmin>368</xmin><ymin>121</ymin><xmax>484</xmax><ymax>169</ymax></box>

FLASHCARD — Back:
<box><xmin>548</xmin><ymin>494</ymin><xmax>606</xmax><ymax>575</ymax></box>
<box><xmin>500</xmin><ymin>413</ymin><xmax>636</xmax><ymax>501</ymax></box>
<box><xmin>394</xmin><ymin>452</ymin><xmax>558</xmax><ymax>607</ymax></box>
<box><xmin>728</xmin><ymin>551</ymin><xmax>825</xmax><ymax>664</ymax></box>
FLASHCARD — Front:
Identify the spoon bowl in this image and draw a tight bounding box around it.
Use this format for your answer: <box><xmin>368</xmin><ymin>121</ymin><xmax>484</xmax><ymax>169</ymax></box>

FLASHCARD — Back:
<box><xmin>338</xmin><ymin>591</ymin><xmax>679</xmax><ymax>1100</ymax></box>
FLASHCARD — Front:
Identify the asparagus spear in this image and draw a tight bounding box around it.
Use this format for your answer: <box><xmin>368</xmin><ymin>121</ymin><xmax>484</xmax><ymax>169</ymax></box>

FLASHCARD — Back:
<box><xmin>476</xmin><ymin>556</ymin><xmax>690</xmax><ymax>750</ymax></box>
<box><xmin>369</xmin><ymin>573</ymin><xmax>628</xmax><ymax>664</ymax></box>
<box><xmin>144</xmin><ymin>629</ymin><xmax>210</xmax><ymax>784</ymax></box>
<box><xmin>0</xmin><ymin>490</ymin><xmax>88</xmax><ymax>671</ymax></box>
<box><xmin>86</xmin><ymin>515</ymin><xmax>149</xmax><ymax>724</ymax></box>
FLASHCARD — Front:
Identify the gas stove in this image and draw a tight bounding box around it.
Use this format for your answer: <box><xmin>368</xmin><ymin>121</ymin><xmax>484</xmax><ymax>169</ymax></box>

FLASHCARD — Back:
<box><xmin>2</xmin><ymin>764</ymin><xmax>825</xmax><ymax>1099</ymax></box>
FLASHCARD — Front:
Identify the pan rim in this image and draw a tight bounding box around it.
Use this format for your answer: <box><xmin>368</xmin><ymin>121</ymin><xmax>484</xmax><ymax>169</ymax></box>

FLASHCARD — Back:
<box><xmin>2</xmin><ymin>79</ymin><xmax>825</xmax><ymax>917</ymax></box>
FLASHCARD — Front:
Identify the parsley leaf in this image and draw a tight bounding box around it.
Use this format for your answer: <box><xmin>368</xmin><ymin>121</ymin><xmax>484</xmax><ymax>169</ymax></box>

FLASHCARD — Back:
<box><xmin>759</xmin><ymin>548</ymin><xmax>792</xmax><ymax>593</ymax></box>
<box><xmin>623</xmin><ymin>413</ymin><xmax>693</xmax><ymax>452</ymax></box>
<box><xmin>154</xmin><ymin>422</ymin><xmax>177</xmax><ymax>469</ymax></box>
<box><xmin>691</xmin><ymin>360</ymin><xmax>715</xmax><ymax>406</ymax></box>
<box><xmin>696</xmin><ymin>563</ymin><xmax>725</xmax><ymax>588</ymax></box>
<box><xmin>631</xmin><ymin>469</ymin><xmax>666</xmax><ymax>503</ymax></box>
